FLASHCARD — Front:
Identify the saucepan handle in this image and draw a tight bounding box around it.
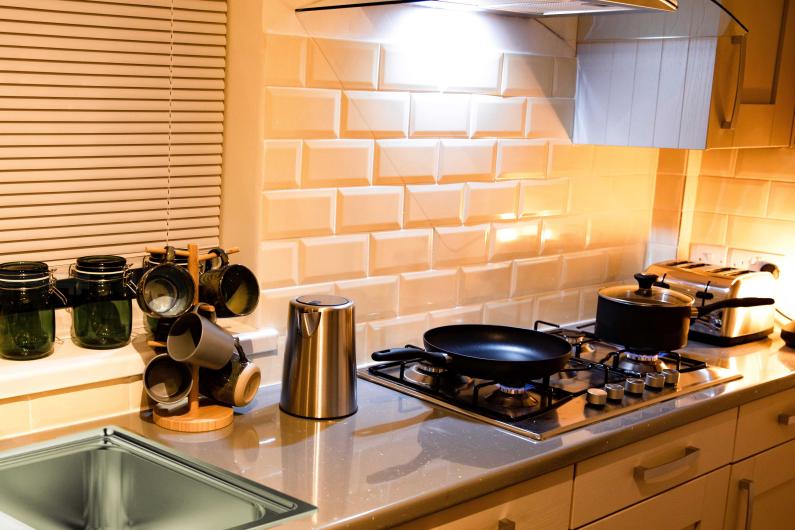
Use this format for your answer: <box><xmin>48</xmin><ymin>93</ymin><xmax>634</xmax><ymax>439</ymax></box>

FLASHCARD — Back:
<box><xmin>371</xmin><ymin>346</ymin><xmax>450</xmax><ymax>367</ymax></box>
<box><xmin>695</xmin><ymin>297</ymin><xmax>775</xmax><ymax>318</ymax></box>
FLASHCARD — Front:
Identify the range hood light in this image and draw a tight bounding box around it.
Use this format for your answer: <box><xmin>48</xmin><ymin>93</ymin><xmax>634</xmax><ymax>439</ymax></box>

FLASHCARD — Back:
<box><xmin>296</xmin><ymin>0</ymin><xmax>678</xmax><ymax>17</ymax></box>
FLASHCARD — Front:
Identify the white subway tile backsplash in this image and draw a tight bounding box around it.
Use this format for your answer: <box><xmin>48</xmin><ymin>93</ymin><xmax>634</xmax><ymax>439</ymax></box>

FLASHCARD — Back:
<box><xmin>264</xmin><ymin>34</ymin><xmax>306</xmax><ymax>87</ymax></box>
<box><xmin>405</xmin><ymin>183</ymin><xmax>463</xmax><ymax>227</ymax></box>
<box><xmin>553</xmin><ymin>57</ymin><xmax>577</xmax><ymax>98</ymax></box>
<box><xmin>380</xmin><ymin>45</ymin><xmax>501</xmax><ymax>94</ymax></box>
<box><xmin>520</xmin><ymin>179</ymin><xmax>569</xmax><ymax>217</ymax></box>
<box><xmin>262</xmin><ymin>140</ymin><xmax>301</xmax><ymax>190</ymax></box>
<box><xmin>695</xmin><ymin>176</ymin><xmax>769</xmax><ymax>217</ymax></box>
<box><xmin>579</xmin><ymin>286</ymin><xmax>599</xmax><ymax>321</ymax></box>
<box><xmin>534</xmin><ymin>289</ymin><xmax>580</xmax><ymax>325</ymax></box>
<box><xmin>259</xmin><ymin>240</ymin><xmax>298</xmax><ymax>288</ymax></box>
<box><xmin>496</xmin><ymin>140</ymin><xmax>547</xmax><ymax>180</ymax></box>
<box><xmin>463</xmin><ymin>181</ymin><xmax>518</xmax><ymax>224</ymax></box>
<box><xmin>547</xmin><ymin>143</ymin><xmax>593</xmax><ymax>178</ymax></box>
<box><xmin>379</xmin><ymin>45</ymin><xmax>441</xmax><ymax>92</ymax></box>
<box><xmin>355</xmin><ymin>323</ymin><xmax>369</xmax><ymax>365</ymax></box>
<box><xmin>260</xmin><ymin>283</ymin><xmax>335</xmax><ymax>334</ymax></box>
<box><xmin>540</xmin><ymin>215</ymin><xmax>588</xmax><ymax>255</ymax></box>
<box><xmin>337</xmin><ymin>186</ymin><xmax>403</xmax><ymax>233</ymax></box>
<box><xmin>512</xmin><ymin>256</ymin><xmax>561</xmax><ymax>297</ymax></box>
<box><xmin>342</xmin><ymin>91</ymin><xmax>410</xmax><ymax>139</ymax></box>
<box><xmin>374</xmin><ymin>139</ymin><xmax>437</xmax><ymax>184</ymax></box>
<box><xmin>561</xmin><ymin>250</ymin><xmax>608</xmax><ymax>289</ymax></box>
<box><xmin>768</xmin><ymin>181</ymin><xmax>795</xmax><ymax>221</ymax></box>
<box><xmin>367</xmin><ymin>313</ymin><xmax>428</xmax><ymax>353</ymax></box>
<box><xmin>262</xmin><ymin>188</ymin><xmax>335</xmax><ymax>239</ymax></box>
<box><xmin>690</xmin><ymin>211</ymin><xmax>728</xmax><ymax>245</ymax></box>
<box><xmin>438</xmin><ymin>139</ymin><xmax>496</xmax><ymax>183</ymax></box>
<box><xmin>433</xmin><ymin>224</ymin><xmax>489</xmax><ymax>267</ymax></box>
<box><xmin>370</xmin><ymin>229</ymin><xmax>432</xmax><ymax>275</ymax></box>
<box><xmin>459</xmin><ymin>263</ymin><xmax>511</xmax><ymax>305</ymax></box>
<box><xmin>727</xmin><ymin>216</ymin><xmax>795</xmax><ymax>254</ymax></box>
<box><xmin>399</xmin><ymin>269</ymin><xmax>458</xmax><ymax>315</ymax></box>
<box><xmin>429</xmin><ymin>305</ymin><xmax>483</xmax><ymax>328</ymax></box>
<box><xmin>335</xmin><ymin>276</ymin><xmax>398</xmax><ymax>322</ymax></box>
<box><xmin>307</xmin><ymin>38</ymin><xmax>379</xmax><ymax>90</ymax></box>
<box><xmin>606</xmin><ymin>245</ymin><xmax>645</xmax><ymax>281</ymax></box>
<box><xmin>489</xmin><ymin>219</ymin><xmax>540</xmax><ymax>261</ymax></box>
<box><xmin>410</xmin><ymin>93</ymin><xmax>471</xmax><ymax>137</ymax></box>
<box><xmin>302</xmin><ymin>140</ymin><xmax>373</xmax><ymax>188</ymax></box>
<box><xmin>589</xmin><ymin>211</ymin><xmax>650</xmax><ymax>248</ymax></box>
<box><xmin>264</xmin><ymin>87</ymin><xmax>340</xmax><ymax>139</ymax></box>
<box><xmin>526</xmin><ymin>98</ymin><xmax>574</xmax><ymax>140</ymax></box>
<box><xmin>501</xmin><ymin>53</ymin><xmax>554</xmax><ymax>97</ymax></box>
<box><xmin>469</xmin><ymin>96</ymin><xmax>526</xmax><ymax>138</ymax></box>
<box><xmin>300</xmin><ymin>234</ymin><xmax>368</xmax><ymax>283</ymax></box>
<box><xmin>483</xmin><ymin>297</ymin><xmax>534</xmax><ymax>328</ymax></box>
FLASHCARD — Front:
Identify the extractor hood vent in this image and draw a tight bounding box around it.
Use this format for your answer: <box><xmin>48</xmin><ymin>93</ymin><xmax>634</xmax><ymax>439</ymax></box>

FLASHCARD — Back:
<box><xmin>295</xmin><ymin>0</ymin><xmax>677</xmax><ymax>16</ymax></box>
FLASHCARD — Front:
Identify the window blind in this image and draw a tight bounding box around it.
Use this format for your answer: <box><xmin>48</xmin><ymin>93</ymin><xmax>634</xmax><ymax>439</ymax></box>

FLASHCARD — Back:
<box><xmin>0</xmin><ymin>0</ymin><xmax>226</xmax><ymax>265</ymax></box>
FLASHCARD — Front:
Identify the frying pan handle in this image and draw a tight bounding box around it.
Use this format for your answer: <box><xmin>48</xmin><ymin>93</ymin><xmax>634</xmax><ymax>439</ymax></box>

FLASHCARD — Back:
<box><xmin>695</xmin><ymin>297</ymin><xmax>775</xmax><ymax>317</ymax></box>
<box><xmin>371</xmin><ymin>347</ymin><xmax>450</xmax><ymax>367</ymax></box>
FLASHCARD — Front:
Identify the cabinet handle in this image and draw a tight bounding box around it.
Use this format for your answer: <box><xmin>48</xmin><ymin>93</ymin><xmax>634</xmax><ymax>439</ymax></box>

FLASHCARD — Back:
<box><xmin>498</xmin><ymin>518</ymin><xmax>516</xmax><ymax>530</ymax></box>
<box><xmin>633</xmin><ymin>446</ymin><xmax>700</xmax><ymax>484</ymax></box>
<box><xmin>778</xmin><ymin>413</ymin><xmax>795</xmax><ymax>426</ymax></box>
<box><xmin>739</xmin><ymin>479</ymin><xmax>754</xmax><ymax>530</ymax></box>
<box><xmin>721</xmin><ymin>34</ymin><xmax>748</xmax><ymax>130</ymax></box>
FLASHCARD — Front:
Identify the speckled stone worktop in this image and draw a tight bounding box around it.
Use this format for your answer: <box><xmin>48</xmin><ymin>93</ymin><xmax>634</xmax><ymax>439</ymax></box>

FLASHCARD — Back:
<box><xmin>2</xmin><ymin>333</ymin><xmax>794</xmax><ymax>529</ymax></box>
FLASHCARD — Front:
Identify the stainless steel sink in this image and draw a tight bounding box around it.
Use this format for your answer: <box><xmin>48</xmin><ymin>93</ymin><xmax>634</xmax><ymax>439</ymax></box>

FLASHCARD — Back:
<box><xmin>0</xmin><ymin>427</ymin><xmax>315</xmax><ymax>529</ymax></box>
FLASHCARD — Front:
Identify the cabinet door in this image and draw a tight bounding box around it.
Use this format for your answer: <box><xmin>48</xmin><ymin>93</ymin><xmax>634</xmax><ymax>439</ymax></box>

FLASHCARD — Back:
<box><xmin>394</xmin><ymin>466</ymin><xmax>573</xmax><ymax>530</ymax></box>
<box><xmin>708</xmin><ymin>0</ymin><xmax>795</xmax><ymax>148</ymax></box>
<box><xmin>724</xmin><ymin>438</ymin><xmax>795</xmax><ymax>530</ymax></box>
<box><xmin>579</xmin><ymin>466</ymin><xmax>731</xmax><ymax>530</ymax></box>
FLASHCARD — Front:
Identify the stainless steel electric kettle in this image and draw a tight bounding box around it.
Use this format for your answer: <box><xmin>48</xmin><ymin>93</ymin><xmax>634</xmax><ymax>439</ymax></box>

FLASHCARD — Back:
<box><xmin>280</xmin><ymin>295</ymin><xmax>356</xmax><ymax>419</ymax></box>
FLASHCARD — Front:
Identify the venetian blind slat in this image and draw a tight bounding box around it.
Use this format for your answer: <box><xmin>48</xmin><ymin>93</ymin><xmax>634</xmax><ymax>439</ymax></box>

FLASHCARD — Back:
<box><xmin>0</xmin><ymin>197</ymin><xmax>221</xmax><ymax>220</ymax></box>
<box><xmin>1</xmin><ymin>0</ymin><xmax>227</xmax><ymax>23</ymax></box>
<box><xmin>4</xmin><ymin>206</ymin><xmax>220</xmax><ymax>231</ymax></box>
<box><xmin>1</xmin><ymin>21</ymin><xmax>227</xmax><ymax>46</ymax></box>
<box><xmin>0</xmin><ymin>165</ymin><xmax>221</xmax><ymax>183</ymax></box>
<box><xmin>0</xmin><ymin>1</ymin><xmax>226</xmax><ymax>263</ymax></box>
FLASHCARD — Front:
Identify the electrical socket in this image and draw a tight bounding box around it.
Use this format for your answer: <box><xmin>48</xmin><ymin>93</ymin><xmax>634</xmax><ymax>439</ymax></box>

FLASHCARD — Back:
<box><xmin>689</xmin><ymin>244</ymin><xmax>727</xmax><ymax>265</ymax></box>
<box><xmin>727</xmin><ymin>249</ymin><xmax>784</xmax><ymax>271</ymax></box>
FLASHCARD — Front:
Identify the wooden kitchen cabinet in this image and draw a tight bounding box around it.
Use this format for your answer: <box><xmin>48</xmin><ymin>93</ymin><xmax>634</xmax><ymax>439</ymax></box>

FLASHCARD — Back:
<box><xmin>706</xmin><ymin>0</ymin><xmax>795</xmax><ymax>149</ymax></box>
<box><xmin>578</xmin><ymin>466</ymin><xmax>731</xmax><ymax>530</ymax></box>
<box><xmin>394</xmin><ymin>466</ymin><xmax>573</xmax><ymax>530</ymax></box>
<box><xmin>570</xmin><ymin>409</ymin><xmax>737</xmax><ymax>528</ymax></box>
<box><xmin>733</xmin><ymin>385</ymin><xmax>795</xmax><ymax>461</ymax></box>
<box><xmin>723</xmin><ymin>438</ymin><xmax>795</xmax><ymax>530</ymax></box>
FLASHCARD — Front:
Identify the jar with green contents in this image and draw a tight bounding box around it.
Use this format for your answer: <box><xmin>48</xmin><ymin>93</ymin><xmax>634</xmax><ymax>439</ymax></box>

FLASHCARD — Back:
<box><xmin>0</xmin><ymin>262</ymin><xmax>64</xmax><ymax>360</ymax></box>
<box><xmin>70</xmin><ymin>256</ymin><xmax>135</xmax><ymax>349</ymax></box>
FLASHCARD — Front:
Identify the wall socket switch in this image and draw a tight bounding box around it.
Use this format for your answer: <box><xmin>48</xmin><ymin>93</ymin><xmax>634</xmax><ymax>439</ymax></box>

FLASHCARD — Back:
<box><xmin>689</xmin><ymin>244</ymin><xmax>728</xmax><ymax>265</ymax></box>
<box><xmin>727</xmin><ymin>249</ymin><xmax>784</xmax><ymax>271</ymax></box>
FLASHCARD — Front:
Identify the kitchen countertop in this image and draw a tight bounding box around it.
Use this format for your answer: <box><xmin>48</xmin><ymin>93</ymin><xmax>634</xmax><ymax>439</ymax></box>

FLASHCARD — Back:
<box><xmin>2</xmin><ymin>334</ymin><xmax>795</xmax><ymax>529</ymax></box>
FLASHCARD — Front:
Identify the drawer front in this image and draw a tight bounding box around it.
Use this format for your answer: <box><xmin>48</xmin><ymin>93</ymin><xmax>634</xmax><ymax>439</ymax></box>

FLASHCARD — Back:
<box><xmin>579</xmin><ymin>466</ymin><xmax>731</xmax><ymax>530</ymax></box>
<box><xmin>396</xmin><ymin>466</ymin><xmax>573</xmax><ymax>530</ymax></box>
<box><xmin>734</xmin><ymin>385</ymin><xmax>795</xmax><ymax>461</ymax></box>
<box><xmin>571</xmin><ymin>409</ymin><xmax>737</xmax><ymax>528</ymax></box>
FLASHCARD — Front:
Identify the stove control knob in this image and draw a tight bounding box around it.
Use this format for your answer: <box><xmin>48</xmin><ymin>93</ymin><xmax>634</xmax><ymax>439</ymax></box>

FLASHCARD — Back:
<box><xmin>662</xmin><ymin>368</ymin><xmax>680</xmax><ymax>386</ymax></box>
<box><xmin>604</xmin><ymin>383</ymin><xmax>625</xmax><ymax>401</ymax></box>
<box><xmin>645</xmin><ymin>372</ymin><xmax>666</xmax><ymax>389</ymax></box>
<box><xmin>586</xmin><ymin>388</ymin><xmax>608</xmax><ymax>406</ymax></box>
<box><xmin>625</xmin><ymin>377</ymin><xmax>645</xmax><ymax>395</ymax></box>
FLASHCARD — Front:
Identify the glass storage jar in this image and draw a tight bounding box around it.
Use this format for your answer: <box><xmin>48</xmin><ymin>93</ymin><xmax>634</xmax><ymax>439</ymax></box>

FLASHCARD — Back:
<box><xmin>70</xmin><ymin>256</ymin><xmax>134</xmax><ymax>349</ymax></box>
<box><xmin>0</xmin><ymin>262</ymin><xmax>63</xmax><ymax>360</ymax></box>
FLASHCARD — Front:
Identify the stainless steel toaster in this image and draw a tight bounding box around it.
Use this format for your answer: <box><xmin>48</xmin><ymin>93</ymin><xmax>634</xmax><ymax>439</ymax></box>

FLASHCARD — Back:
<box><xmin>644</xmin><ymin>260</ymin><xmax>776</xmax><ymax>346</ymax></box>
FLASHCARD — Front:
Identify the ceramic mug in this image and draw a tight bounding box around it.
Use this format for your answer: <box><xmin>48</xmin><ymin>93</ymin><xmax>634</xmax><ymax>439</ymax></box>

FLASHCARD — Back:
<box><xmin>136</xmin><ymin>247</ymin><xmax>195</xmax><ymax>320</ymax></box>
<box><xmin>143</xmin><ymin>353</ymin><xmax>193</xmax><ymax>404</ymax></box>
<box><xmin>199</xmin><ymin>248</ymin><xmax>259</xmax><ymax>318</ymax></box>
<box><xmin>166</xmin><ymin>310</ymin><xmax>234</xmax><ymax>370</ymax></box>
<box><xmin>199</xmin><ymin>339</ymin><xmax>261</xmax><ymax>407</ymax></box>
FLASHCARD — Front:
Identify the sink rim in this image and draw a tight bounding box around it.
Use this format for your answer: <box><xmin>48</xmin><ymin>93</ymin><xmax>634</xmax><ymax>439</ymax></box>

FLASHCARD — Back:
<box><xmin>0</xmin><ymin>425</ymin><xmax>316</xmax><ymax>530</ymax></box>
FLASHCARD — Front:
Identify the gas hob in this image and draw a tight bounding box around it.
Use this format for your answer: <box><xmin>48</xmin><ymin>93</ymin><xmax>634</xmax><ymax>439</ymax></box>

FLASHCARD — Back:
<box><xmin>358</xmin><ymin>321</ymin><xmax>742</xmax><ymax>440</ymax></box>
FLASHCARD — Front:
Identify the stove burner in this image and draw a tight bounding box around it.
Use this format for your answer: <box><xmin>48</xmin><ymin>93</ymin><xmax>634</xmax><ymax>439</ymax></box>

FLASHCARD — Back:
<box><xmin>483</xmin><ymin>386</ymin><xmax>539</xmax><ymax>416</ymax></box>
<box><xmin>618</xmin><ymin>351</ymin><xmax>664</xmax><ymax>374</ymax></box>
<box><xmin>552</xmin><ymin>329</ymin><xmax>595</xmax><ymax>355</ymax></box>
<box><xmin>403</xmin><ymin>361</ymin><xmax>471</xmax><ymax>390</ymax></box>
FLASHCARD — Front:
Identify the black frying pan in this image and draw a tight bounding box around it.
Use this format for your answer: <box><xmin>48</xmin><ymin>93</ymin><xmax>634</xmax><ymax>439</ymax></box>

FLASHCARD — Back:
<box><xmin>371</xmin><ymin>324</ymin><xmax>572</xmax><ymax>387</ymax></box>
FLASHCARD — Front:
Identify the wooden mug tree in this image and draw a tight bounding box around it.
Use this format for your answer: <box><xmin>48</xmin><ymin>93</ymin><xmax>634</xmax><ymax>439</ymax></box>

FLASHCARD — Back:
<box><xmin>145</xmin><ymin>243</ymin><xmax>239</xmax><ymax>433</ymax></box>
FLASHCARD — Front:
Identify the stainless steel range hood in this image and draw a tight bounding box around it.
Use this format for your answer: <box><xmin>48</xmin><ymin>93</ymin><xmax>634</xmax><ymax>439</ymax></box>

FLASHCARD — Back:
<box><xmin>295</xmin><ymin>0</ymin><xmax>677</xmax><ymax>17</ymax></box>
